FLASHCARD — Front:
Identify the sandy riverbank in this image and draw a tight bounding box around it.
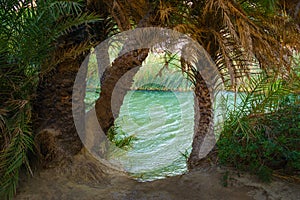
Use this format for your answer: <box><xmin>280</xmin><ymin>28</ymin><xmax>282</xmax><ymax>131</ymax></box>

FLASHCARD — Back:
<box><xmin>15</xmin><ymin>150</ymin><xmax>300</xmax><ymax>200</ymax></box>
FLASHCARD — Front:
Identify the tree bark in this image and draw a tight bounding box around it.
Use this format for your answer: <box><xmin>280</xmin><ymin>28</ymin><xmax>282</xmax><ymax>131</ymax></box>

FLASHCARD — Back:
<box><xmin>95</xmin><ymin>48</ymin><xmax>149</xmax><ymax>134</ymax></box>
<box><xmin>32</xmin><ymin>1</ymin><xmax>111</xmax><ymax>165</ymax></box>
<box><xmin>33</xmin><ymin>52</ymin><xmax>87</xmax><ymax>165</ymax></box>
<box><xmin>188</xmin><ymin>71</ymin><xmax>215</xmax><ymax>168</ymax></box>
<box><xmin>94</xmin><ymin>7</ymin><xmax>155</xmax><ymax>134</ymax></box>
<box><xmin>180</xmin><ymin>43</ymin><xmax>217</xmax><ymax>169</ymax></box>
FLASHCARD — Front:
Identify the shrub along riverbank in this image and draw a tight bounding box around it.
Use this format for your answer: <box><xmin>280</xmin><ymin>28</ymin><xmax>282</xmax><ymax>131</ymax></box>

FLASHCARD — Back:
<box><xmin>217</xmin><ymin>70</ymin><xmax>300</xmax><ymax>182</ymax></box>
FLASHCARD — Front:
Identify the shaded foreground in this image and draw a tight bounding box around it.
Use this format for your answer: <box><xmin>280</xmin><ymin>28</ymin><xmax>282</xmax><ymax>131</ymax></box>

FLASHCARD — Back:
<box><xmin>16</xmin><ymin>151</ymin><xmax>300</xmax><ymax>200</ymax></box>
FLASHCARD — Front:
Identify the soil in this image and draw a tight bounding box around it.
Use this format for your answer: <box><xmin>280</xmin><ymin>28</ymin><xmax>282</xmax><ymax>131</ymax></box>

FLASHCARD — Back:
<box><xmin>16</xmin><ymin>150</ymin><xmax>300</xmax><ymax>200</ymax></box>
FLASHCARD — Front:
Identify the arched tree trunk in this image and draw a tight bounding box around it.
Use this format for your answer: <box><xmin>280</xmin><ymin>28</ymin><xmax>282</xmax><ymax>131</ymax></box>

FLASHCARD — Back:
<box><xmin>188</xmin><ymin>71</ymin><xmax>215</xmax><ymax>168</ymax></box>
<box><xmin>95</xmin><ymin>48</ymin><xmax>149</xmax><ymax>133</ymax></box>
<box><xmin>94</xmin><ymin>7</ymin><xmax>155</xmax><ymax>134</ymax></box>
<box><xmin>180</xmin><ymin>43</ymin><xmax>218</xmax><ymax>169</ymax></box>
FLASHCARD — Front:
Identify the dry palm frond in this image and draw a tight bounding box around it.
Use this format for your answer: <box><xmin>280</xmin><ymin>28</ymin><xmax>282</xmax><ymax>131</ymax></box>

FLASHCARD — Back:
<box><xmin>125</xmin><ymin>0</ymin><xmax>150</xmax><ymax>20</ymax></box>
<box><xmin>273</xmin><ymin>172</ymin><xmax>300</xmax><ymax>183</ymax></box>
<box><xmin>183</xmin><ymin>0</ymin><xmax>300</xmax><ymax>87</ymax></box>
<box><xmin>102</xmin><ymin>0</ymin><xmax>150</xmax><ymax>30</ymax></box>
<box><xmin>158</xmin><ymin>0</ymin><xmax>173</xmax><ymax>23</ymax></box>
<box><xmin>111</xmin><ymin>0</ymin><xmax>131</xmax><ymax>31</ymax></box>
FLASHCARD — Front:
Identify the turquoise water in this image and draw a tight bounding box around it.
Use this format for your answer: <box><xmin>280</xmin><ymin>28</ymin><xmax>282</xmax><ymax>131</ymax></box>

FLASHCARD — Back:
<box><xmin>84</xmin><ymin>89</ymin><xmax>234</xmax><ymax>181</ymax></box>
<box><xmin>107</xmin><ymin>90</ymin><xmax>195</xmax><ymax>181</ymax></box>
<box><xmin>82</xmin><ymin>52</ymin><xmax>234</xmax><ymax>181</ymax></box>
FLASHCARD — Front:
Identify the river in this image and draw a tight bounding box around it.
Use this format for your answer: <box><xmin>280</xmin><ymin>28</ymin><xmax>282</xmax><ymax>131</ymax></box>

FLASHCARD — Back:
<box><xmin>85</xmin><ymin>89</ymin><xmax>236</xmax><ymax>181</ymax></box>
<box><xmin>107</xmin><ymin>90</ymin><xmax>195</xmax><ymax>181</ymax></box>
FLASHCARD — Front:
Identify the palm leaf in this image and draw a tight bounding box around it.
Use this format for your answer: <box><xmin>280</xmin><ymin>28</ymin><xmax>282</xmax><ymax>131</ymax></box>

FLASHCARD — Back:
<box><xmin>0</xmin><ymin>1</ymin><xmax>100</xmax><ymax>199</ymax></box>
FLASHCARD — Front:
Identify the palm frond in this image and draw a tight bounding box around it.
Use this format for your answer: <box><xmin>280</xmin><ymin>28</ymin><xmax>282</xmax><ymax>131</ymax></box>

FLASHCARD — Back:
<box><xmin>232</xmin><ymin>72</ymin><xmax>294</xmax><ymax>122</ymax></box>
<box><xmin>180</xmin><ymin>0</ymin><xmax>300</xmax><ymax>87</ymax></box>
<box><xmin>0</xmin><ymin>1</ymin><xmax>100</xmax><ymax>199</ymax></box>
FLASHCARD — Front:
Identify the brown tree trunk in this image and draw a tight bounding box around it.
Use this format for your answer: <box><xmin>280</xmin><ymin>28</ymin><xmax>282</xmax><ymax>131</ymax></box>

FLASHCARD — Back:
<box><xmin>33</xmin><ymin>52</ymin><xmax>87</xmax><ymax>165</ymax></box>
<box><xmin>94</xmin><ymin>7</ymin><xmax>155</xmax><ymax>134</ymax></box>
<box><xmin>33</xmin><ymin>1</ymin><xmax>111</xmax><ymax>165</ymax></box>
<box><xmin>188</xmin><ymin>71</ymin><xmax>215</xmax><ymax>168</ymax></box>
<box><xmin>180</xmin><ymin>44</ymin><xmax>217</xmax><ymax>169</ymax></box>
<box><xmin>95</xmin><ymin>48</ymin><xmax>149</xmax><ymax>134</ymax></box>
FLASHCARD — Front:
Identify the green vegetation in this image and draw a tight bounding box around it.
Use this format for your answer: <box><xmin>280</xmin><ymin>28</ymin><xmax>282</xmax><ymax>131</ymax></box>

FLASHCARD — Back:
<box><xmin>221</xmin><ymin>171</ymin><xmax>229</xmax><ymax>187</ymax></box>
<box><xmin>107</xmin><ymin>125</ymin><xmax>137</xmax><ymax>150</ymax></box>
<box><xmin>218</xmin><ymin>69</ymin><xmax>300</xmax><ymax>182</ymax></box>
<box><xmin>0</xmin><ymin>1</ymin><xmax>97</xmax><ymax>199</ymax></box>
<box><xmin>179</xmin><ymin>148</ymin><xmax>191</xmax><ymax>162</ymax></box>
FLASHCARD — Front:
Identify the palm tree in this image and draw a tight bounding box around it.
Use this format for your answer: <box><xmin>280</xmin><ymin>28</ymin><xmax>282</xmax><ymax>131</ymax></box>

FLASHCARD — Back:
<box><xmin>94</xmin><ymin>0</ymin><xmax>156</xmax><ymax>134</ymax></box>
<box><xmin>32</xmin><ymin>0</ymin><xmax>112</xmax><ymax>161</ymax></box>
<box><xmin>0</xmin><ymin>0</ymin><xmax>97</xmax><ymax>199</ymax></box>
<box><xmin>90</xmin><ymin>0</ymin><xmax>300</xmax><ymax>167</ymax></box>
<box><xmin>174</xmin><ymin>0</ymin><xmax>300</xmax><ymax>167</ymax></box>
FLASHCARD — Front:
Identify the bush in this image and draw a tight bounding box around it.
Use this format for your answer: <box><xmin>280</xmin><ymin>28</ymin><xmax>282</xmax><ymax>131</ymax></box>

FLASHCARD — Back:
<box><xmin>217</xmin><ymin>74</ymin><xmax>300</xmax><ymax>182</ymax></box>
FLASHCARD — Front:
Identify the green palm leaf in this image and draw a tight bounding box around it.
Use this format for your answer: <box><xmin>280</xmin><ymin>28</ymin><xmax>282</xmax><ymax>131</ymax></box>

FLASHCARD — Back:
<box><xmin>0</xmin><ymin>1</ymin><xmax>100</xmax><ymax>199</ymax></box>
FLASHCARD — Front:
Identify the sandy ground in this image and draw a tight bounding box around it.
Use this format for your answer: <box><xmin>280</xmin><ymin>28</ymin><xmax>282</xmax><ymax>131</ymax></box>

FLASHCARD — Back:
<box><xmin>15</xmin><ymin>151</ymin><xmax>300</xmax><ymax>200</ymax></box>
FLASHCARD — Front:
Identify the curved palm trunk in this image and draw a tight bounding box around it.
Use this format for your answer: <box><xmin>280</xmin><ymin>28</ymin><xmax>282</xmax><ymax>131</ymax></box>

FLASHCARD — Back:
<box><xmin>181</xmin><ymin>43</ymin><xmax>217</xmax><ymax>169</ymax></box>
<box><xmin>188</xmin><ymin>71</ymin><xmax>215</xmax><ymax>168</ymax></box>
<box><xmin>94</xmin><ymin>7</ymin><xmax>155</xmax><ymax>134</ymax></box>
<box><xmin>95</xmin><ymin>48</ymin><xmax>149</xmax><ymax>133</ymax></box>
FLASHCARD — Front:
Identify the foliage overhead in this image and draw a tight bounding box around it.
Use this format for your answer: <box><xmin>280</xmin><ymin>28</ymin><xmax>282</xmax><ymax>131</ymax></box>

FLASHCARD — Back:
<box><xmin>98</xmin><ymin>0</ymin><xmax>300</xmax><ymax>87</ymax></box>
